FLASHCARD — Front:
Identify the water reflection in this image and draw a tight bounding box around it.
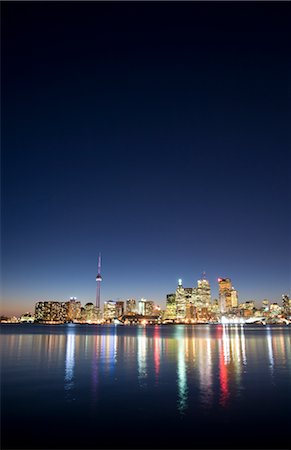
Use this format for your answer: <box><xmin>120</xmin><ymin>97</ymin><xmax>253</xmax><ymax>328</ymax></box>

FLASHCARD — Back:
<box><xmin>153</xmin><ymin>326</ymin><xmax>161</xmax><ymax>382</ymax></box>
<box><xmin>198</xmin><ymin>331</ymin><xmax>213</xmax><ymax>409</ymax></box>
<box><xmin>137</xmin><ymin>327</ymin><xmax>147</xmax><ymax>387</ymax></box>
<box><xmin>240</xmin><ymin>324</ymin><xmax>247</xmax><ymax>365</ymax></box>
<box><xmin>64</xmin><ymin>328</ymin><xmax>76</xmax><ymax>399</ymax></box>
<box><xmin>176</xmin><ymin>327</ymin><xmax>188</xmax><ymax>415</ymax></box>
<box><xmin>267</xmin><ymin>327</ymin><xmax>274</xmax><ymax>375</ymax></box>
<box><xmin>91</xmin><ymin>335</ymin><xmax>101</xmax><ymax>400</ymax></box>
<box><xmin>2</xmin><ymin>324</ymin><xmax>290</xmax><ymax>421</ymax></box>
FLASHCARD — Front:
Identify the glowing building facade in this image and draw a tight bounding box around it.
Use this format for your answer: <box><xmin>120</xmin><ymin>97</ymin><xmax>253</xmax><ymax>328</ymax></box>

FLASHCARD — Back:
<box><xmin>218</xmin><ymin>278</ymin><xmax>232</xmax><ymax>313</ymax></box>
<box><xmin>126</xmin><ymin>299</ymin><xmax>137</xmax><ymax>314</ymax></box>
<box><xmin>35</xmin><ymin>301</ymin><xmax>67</xmax><ymax>322</ymax></box>
<box><xmin>115</xmin><ymin>301</ymin><xmax>125</xmax><ymax>317</ymax></box>
<box><xmin>104</xmin><ymin>301</ymin><xmax>117</xmax><ymax>320</ymax></box>
<box><xmin>165</xmin><ymin>294</ymin><xmax>176</xmax><ymax>320</ymax></box>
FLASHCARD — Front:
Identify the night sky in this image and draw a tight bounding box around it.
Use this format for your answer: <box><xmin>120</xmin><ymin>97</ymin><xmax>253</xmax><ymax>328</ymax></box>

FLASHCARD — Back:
<box><xmin>2</xmin><ymin>1</ymin><xmax>290</xmax><ymax>315</ymax></box>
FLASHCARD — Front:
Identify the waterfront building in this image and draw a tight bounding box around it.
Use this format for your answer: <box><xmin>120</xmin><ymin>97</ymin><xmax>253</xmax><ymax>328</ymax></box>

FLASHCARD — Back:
<box><xmin>176</xmin><ymin>279</ymin><xmax>189</xmax><ymax>320</ymax></box>
<box><xmin>165</xmin><ymin>293</ymin><xmax>176</xmax><ymax>320</ymax></box>
<box><xmin>81</xmin><ymin>302</ymin><xmax>100</xmax><ymax>322</ymax></box>
<box><xmin>230</xmin><ymin>288</ymin><xmax>238</xmax><ymax>308</ymax></box>
<box><xmin>211</xmin><ymin>299</ymin><xmax>220</xmax><ymax>314</ymax></box>
<box><xmin>218</xmin><ymin>278</ymin><xmax>232</xmax><ymax>313</ymax></box>
<box><xmin>126</xmin><ymin>299</ymin><xmax>137</xmax><ymax>314</ymax></box>
<box><xmin>194</xmin><ymin>274</ymin><xmax>211</xmax><ymax>307</ymax></box>
<box><xmin>104</xmin><ymin>301</ymin><xmax>116</xmax><ymax>320</ymax></box>
<box><xmin>282</xmin><ymin>294</ymin><xmax>290</xmax><ymax>316</ymax></box>
<box><xmin>186</xmin><ymin>303</ymin><xmax>195</xmax><ymax>320</ymax></box>
<box><xmin>145</xmin><ymin>301</ymin><xmax>155</xmax><ymax>316</ymax></box>
<box><xmin>269</xmin><ymin>303</ymin><xmax>282</xmax><ymax>316</ymax></box>
<box><xmin>35</xmin><ymin>301</ymin><xmax>67</xmax><ymax>322</ymax></box>
<box><xmin>65</xmin><ymin>298</ymin><xmax>81</xmax><ymax>321</ymax></box>
<box><xmin>138</xmin><ymin>298</ymin><xmax>147</xmax><ymax>315</ymax></box>
<box><xmin>115</xmin><ymin>301</ymin><xmax>124</xmax><ymax>317</ymax></box>
<box><xmin>262</xmin><ymin>299</ymin><xmax>269</xmax><ymax>312</ymax></box>
<box><xmin>239</xmin><ymin>301</ymin><xmax>255</xmax><ymax>310</ymax></box>
<box><xmin>20</xmin><ymin>312</ymin><xmax>35</xmax><ymax>323</ymax></box>
<box><xmin>238</xmin><ymin>301</ymin><xmax>255</xmax><ymax>318</ymax></box>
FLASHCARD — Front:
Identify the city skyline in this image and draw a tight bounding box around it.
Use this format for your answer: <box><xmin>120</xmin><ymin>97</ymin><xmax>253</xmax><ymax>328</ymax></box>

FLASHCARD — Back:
<box><xmin>1</xmin><ymin>260</ymin><xmax>289</xmax><ymax>317</ymax></box>
<box><xmin>2</xmin><ymin>2</ymin><xmax>289</xmax><ymax>317</ymax></box>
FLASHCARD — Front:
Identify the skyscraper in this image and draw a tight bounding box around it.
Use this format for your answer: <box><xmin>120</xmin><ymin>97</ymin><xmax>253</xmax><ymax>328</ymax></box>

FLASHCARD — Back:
<box><xmin>138</xmin><ymin>298</ymin><xmax>146</xmax><ymax>315</ymax></box>
<box><xmin>165</xmin><ymin>293</ymin><xmax>176</xmax><ymax>320</ymax></box>
<box><xmin>115</xmin><ymin>301</ymin><xmax>124</xmax><ymax>317</ymax></box>
<box><xmin>126</xmin><ymin>299</ymin><xmax>137</xmax><ymax>314</ymax></box>
<box><xmin>104</xmin><ymin>301</ymin><xmax>116</xmax><ymax>320</ymax></box>
<box><xmin>145</xmin><ymin>301</ymin><xmax>155</xmax><ymax>316</ymax></box>
<box><xmin>218</xmin><ymin>278</ymin><xmax>232</xmax><ymax>313</ymax></box>
<box><xmin>195</xmin><ymin>273</ymin><xmax>211</xmax><ymax>306</ymax></box>
<box><xmin>176</xmin><ymin>279</ymin><xmax>190</xmax><ymax>320</ymax></box>
<box><xmin>230</xmin><ymin>288</ymin><xmax>238</xmax><ymax>308</ymax></box>
<box><xmin>282</xmin><ymin>294</ymin><xmax>290</xmax><ymax>316</ymax></box>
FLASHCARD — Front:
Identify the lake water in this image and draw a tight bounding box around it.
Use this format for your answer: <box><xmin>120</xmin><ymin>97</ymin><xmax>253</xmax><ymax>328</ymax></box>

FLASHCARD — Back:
<box><xmin>1</xmin><ymin>324</ymin><xmax>290</xmax><ymax>449</ymax></box>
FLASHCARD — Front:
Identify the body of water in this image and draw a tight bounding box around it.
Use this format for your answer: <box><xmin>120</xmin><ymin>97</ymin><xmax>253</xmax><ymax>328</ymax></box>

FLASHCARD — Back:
<box><xmin>1</xmin><ymin>324</ymin><xmax>290</xmax><ymax>449</ymax></box>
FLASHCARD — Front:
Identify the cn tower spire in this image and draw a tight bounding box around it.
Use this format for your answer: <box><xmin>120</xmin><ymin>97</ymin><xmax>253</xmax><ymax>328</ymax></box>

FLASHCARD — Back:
<box><xmin>95</xmin><ymin>253</ymin><xmax>102</xmax><ymax>309</ymax></box>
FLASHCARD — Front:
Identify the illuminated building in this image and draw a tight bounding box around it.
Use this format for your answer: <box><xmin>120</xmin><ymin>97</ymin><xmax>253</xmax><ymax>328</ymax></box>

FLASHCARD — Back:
<box><xmin>104</xmin><ymin>301</ymin><xmax>116</xmax><ymax>320</ymax></box>
<box><xmin>238</xmin><ymin>301</ymin><xmax>255</xmax><ymax>318</ymax></box>
<box><xmin>194</xmin><ymin>273</ymin><xmax>211</xmax><ymax>307</ymax></box>
<box><xmin>145</xmin><ymin>301</ymin><xmax>154</xmax><ymax>316</ymax></box>
<box><xmin>211</xmin><ymin>299</ymin><xmax>220</xmax><ymax>314</ymax></box>
<box><xmin>239</xmin><ymin>301</ymin><xmax>255</xmax><ymax>310</ymax></box>
<box><xmin>115</xmin><ymin>301</ymin><xmax>124</xmax><ymax>317</ymax></box>
<box><xmin>186</xmin><ymin>303</ymin><xmax>195</xmax><ymax>320</ymax></box>
<box><xmin>138</xmin><ymin>298</ymin><xmax>147</xmax><ymax>315</ymax></box>
<box><xmin>65</xmin><ymin>298</ymin><xmax>81</xmax><ymax>321</ymax></box>
<box><xmin>20</xmin><ymin>312</ymin><xmax>35</xmax><ymax>323</ymax></box>
<box><xmin>262</xmin><ymin>299</ymin><xmax>269</xmax><ymax>311</ymax></box>
<box><xmin>269</xmin><ymin>303</ymin><xmax>282</xmax><ymax>316</ymax></box>
<box><xmin>81</xmin><ymin>302</ymin><xmax>100</xmax><ymax>322</ymax></box>
<box><xmin>35</xmin><ymin>301</ymin><xmax>67</xmax><ymax>322</ymax></box>
<box><xmin>126</xmin><ymin>299</ymin><xmax>137</xmax><ymax>314</ymax></box>
<box><xmin>176</xmin><ymin>278</ymin><xmax>192</xmax><ymax>320</ymax></box>
<box><xmin>165</xmin><ymin>293</ymin><xmax>176</xmax><ymax>320</ymax></box>
<box><xmin>230</xmin><ymin>288</ymin><xmax>238</xmax><ymax>308</ymax></box>
<box><xmin>218</xmin><ymin>278</ymin><xmax>232</xmax><ymax>313</ymax></box>
<box><xmin>282</xmin><ymin>295</ymin><xmax>290</xmax><ymax>316</ymax></box>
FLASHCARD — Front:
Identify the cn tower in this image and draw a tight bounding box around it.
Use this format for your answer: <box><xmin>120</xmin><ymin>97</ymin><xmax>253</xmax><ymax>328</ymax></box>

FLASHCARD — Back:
<box><xmin>95</xmin><ymin>253</ymin><xmax>102</xmax><ymax>309</ymax></box>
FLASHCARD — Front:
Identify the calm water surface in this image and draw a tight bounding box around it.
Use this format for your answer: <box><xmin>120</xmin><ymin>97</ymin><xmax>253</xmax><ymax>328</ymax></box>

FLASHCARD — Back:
<box><xmin>1</xmin><ymin>324</ymin><xmax>290</xmax><ymax>449</ymax></box>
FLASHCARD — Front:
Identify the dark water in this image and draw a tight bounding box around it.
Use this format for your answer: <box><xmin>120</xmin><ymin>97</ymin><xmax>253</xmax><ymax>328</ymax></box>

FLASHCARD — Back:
<box><xmin>1</xmin><ymin>324</ymin><xmax>290</xmax><ymax>449</ymax></box>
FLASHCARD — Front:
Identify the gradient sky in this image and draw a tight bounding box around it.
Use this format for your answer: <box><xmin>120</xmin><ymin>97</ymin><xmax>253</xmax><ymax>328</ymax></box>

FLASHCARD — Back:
<box><xmin>2</xmin><ymin>2</ymin><xmax>290</xmax><ymax>316</ymax></box>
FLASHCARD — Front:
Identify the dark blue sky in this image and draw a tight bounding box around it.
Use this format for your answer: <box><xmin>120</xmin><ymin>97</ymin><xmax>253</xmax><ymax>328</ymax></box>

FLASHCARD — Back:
<box><xmin>2</xmin><ymin>2</ymin><xmax>290</xmax><ymax>315</ymax></box>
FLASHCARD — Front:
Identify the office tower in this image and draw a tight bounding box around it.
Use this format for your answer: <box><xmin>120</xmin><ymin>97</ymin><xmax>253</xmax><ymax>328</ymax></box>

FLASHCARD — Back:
<box><xmin>126</xmin><ymin>299</ymin><xmax>137</xmax><ymax>314</ymax></box>
<box><xmin>262</xmin><ymin>299</ymin><xmax>269</xmax><ymax>311</ymax></box>
<box><xmin>195</xmin><ymin>273</ymin><xmax>211</xmax><ymax>306</ymax></box>
<box><xmin>115</xmin><ymin>301</ymin><xmax>124</xmax><ymax>317</ymax></box>
<box><xmin>165</xmin><ymin>293</ymin><xmax>176</xmax><ymax>319</ymax></box>
<box><xmin>270</xmin><ymin>303</ymin><xmax>282</xmax><ymax>316</ymax></box>
<box><xmin>218</xmin><ymin>278</ymin><xmax>232</xmax><ymax>313</ymax></box>
<box><xmin>104</xmin><ymin>301</ymin><xmax>116</xmax><ymax>320</ymax></box>
<box><xmin>81</xmin><ymin>302</ymin><xmax>100</xmax><ymax>322</ymax></box>
<box><xmin>145</xmin><ymin>301</ymin><xmax>155</xmax><ymax>316</ymax></box>
<box><xmin>138</xmin><ymin>298</ymin><xmax>146</xmax><ymax>315</ymax></box>
<box><xmin>186</xmin><ymin>303</ymin><xmax>195</xmax><ymax>320</ymax></box>
<box><xmin>282</xmin><ymin>294</ymin><xmax>290</xmax><ymax>316</ymax></box>
<box><xmin>66</xmin><ymin>298</ymin><xmax>81</xmax><ymax>321</ymax></box>
<box><xmin>176</xmin><ymin>279</ymin><xmax>189</xmax><ymax>320</ymax></box>
<box><xmin>230</xmin><ymin>288</ymin><xmax>238</xmax><ymax>308</ymax></box>
<box><xmin>35</xmin><ymin>301</ymin><xmax>67</xmax><ymax>322</ymax></box>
